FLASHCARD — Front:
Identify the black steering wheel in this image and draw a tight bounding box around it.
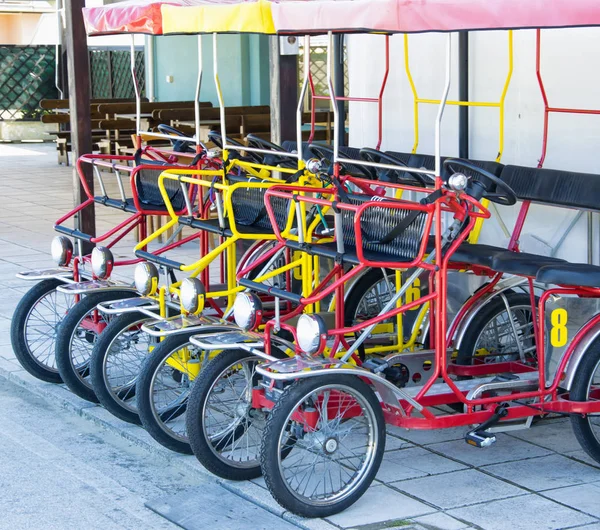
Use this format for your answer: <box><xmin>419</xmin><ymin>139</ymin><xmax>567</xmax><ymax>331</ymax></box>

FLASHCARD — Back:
<box><xmin>359</xmin><ymin>148</ymin><xmax>428</xmax><ymax>187</ymax></box>
<box><xmin>207</xmin><ymin>130</ymin><xmax>263</xmax><ymax>164</ymax></box>
<box><xmin>156</xmin><ymin>124</ymin><xmax>196</xmax><ymax>153</ymax></box>
<box><xmin>443</xmin><ymin>158</ymin><xmax>517</xmax><ymax>206</ymax></box>
<box><xmin>246</xmin><ymin>134</ymin><xmax>297</xmax><ymax>169</ymax></box>
<box><xmin>307</xmin><ymin>144</ymin><xmax>374</xmax><ymax>179</ymax></box>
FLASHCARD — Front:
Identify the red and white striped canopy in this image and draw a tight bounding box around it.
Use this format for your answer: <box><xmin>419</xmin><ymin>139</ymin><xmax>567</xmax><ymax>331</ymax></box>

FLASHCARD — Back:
<box><xmin>83</xmin><ymin>0</ymin><xmax>600</xmax><ymax>36</ymax></box>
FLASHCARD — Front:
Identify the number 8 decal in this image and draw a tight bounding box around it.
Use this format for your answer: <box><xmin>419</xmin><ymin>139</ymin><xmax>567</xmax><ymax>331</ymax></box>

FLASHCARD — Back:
<box><xmin>550</xmin><ymin>308</ymin><xmax>568</xmax><ymax>348</ymax></box>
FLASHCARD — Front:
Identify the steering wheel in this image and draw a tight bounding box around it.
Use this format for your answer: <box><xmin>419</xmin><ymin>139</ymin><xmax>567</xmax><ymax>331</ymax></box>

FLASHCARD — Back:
<box><xmin>443</xmin><ymin>158</ymin><xmax>517</xmax><ymax>206</ymax></box>
<box><xmin>359</xmin><ymin>148</ymin><xmax>428</xmax><ymax>187</ymax></box>
<box><xmin>207</xmin><ymin>131</ymin><xmax>263</xmax><ymax>164</ymax></box>
<box><xmin>156</xmin><ymin>124</ymin><xmax>196</xmax><ymax>153</ymax></box>
<box><xmin>246</xmin><ymin>134</ymin><xmax>297</xmax><ymax>169</ymax></box>
<box><xmin>307</xmin><ymin>144</ymin><xmax>374</xmax><ymax>179</ymax></box>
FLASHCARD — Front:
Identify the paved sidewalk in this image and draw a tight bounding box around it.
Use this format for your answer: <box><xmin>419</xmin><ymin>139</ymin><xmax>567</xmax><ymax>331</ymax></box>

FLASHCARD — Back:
<box><xmin>3</xmin><ymin>144</ymin><xmax>600</xmax><ymax>530</ymax></box>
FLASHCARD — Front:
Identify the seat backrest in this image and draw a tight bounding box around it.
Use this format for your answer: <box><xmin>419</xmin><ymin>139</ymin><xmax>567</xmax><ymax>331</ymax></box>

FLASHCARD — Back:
<box><xmin>499</xmin><ymin>165</ymin><xmax>600</xmax><ymax>212</ymax></box>
<box><xmin>228</xmin><ymin>174</ymin><xmax>290</xmax><ymax>232</ymax></box>
<box><xmin>340</xmin><ymin>193</ymin><xmax>428</xmax><ymax>261</ymax></box>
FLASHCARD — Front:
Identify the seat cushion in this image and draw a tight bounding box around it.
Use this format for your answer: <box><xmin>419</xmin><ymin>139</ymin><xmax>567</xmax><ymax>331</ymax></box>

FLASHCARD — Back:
<box><xmin>537</xmin><ymin>263</ymin><xmax>600</xmax><ymax>288</ymax></box>
<box><xmin>425</xmin><ymin>236</ymin><xmax>506</xmax><ymax>268</ymax></box>
<box><xmin>491</xmin><ymin>252</ymin><xmax>566</xmax><ymax>277</ymax></box>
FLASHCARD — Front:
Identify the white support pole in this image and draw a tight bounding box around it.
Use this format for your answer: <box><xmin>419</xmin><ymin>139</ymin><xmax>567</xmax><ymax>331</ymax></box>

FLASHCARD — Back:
<box><xmin>434</xmin><ymin>33</ymin><xmax>452</xmax><ymax>180</ymax></box>
<box><xmin>326</xmin><ymin>31</ymin><xmax>339</xmax><ymax>163</ymax></box>
<box><xmin>194</xmin><ymin>35</ymin><xmax>203</xmax><ymax>147</ymax></box>
<box><xmin>131</xmin><ymin>35</ymin><xmax>141</xmax><ymax>135</ymax></box>
<box><xmin>295</xmin><ymin>35</ymin><xmax>311</xmax><ymax>163</ymax></box>
<box><xmin>213</xmin><ymin>33</ymin><xmax>227</xmax><ymax>153</ymax></box>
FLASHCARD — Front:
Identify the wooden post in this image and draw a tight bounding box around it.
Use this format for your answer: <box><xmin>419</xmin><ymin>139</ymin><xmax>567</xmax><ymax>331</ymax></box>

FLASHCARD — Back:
<box><xmin>64</xmin><ymin>0</ymin><xmax>95</xmax><ymax>247</ymax></box>
<box><xmin>269</xmin><ymin>36</ymin><xmax>298</xmax><ymax>144</ymax></box>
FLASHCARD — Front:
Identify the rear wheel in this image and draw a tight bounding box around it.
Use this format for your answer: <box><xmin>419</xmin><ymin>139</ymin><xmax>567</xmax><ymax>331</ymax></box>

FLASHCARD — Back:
<box><xmin>11</xmin><ymin>279</ymin><xmax>75</xmax><ymax>383</ymax></box>
<box><xmin>570</xmin><ymin>339</ymin><xmax>600</xmax><ymax>463</ymax></box>
<box><xmin>89</xmin><ymin>312</ymin><xmax>155</xmax><ymax>424</ymax></box>
<box><xmin>261</xmin><ymin>374</ymin><xmax>385</xmax><ymax>518</ymax></box>
<box><xmin>457</xmin><ymin>292</ymin><xmax>536</xmax><ymax>367</ymax></box>
<box><xmin>55</xmin><ymin>291</ymin><xmax>137</xmax><ymax>402</ymax></box>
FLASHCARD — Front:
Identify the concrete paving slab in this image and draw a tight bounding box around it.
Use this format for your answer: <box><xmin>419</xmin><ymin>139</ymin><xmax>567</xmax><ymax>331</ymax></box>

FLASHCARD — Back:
<box><xmin>146</xmin><ymin>487</ymin><xmax>299</xmax><ymax>530</ymax></box>
<box><xmin>326</xmin><ymin>484</ymin><xmax>434</xmax><ymax>528</ymax></box>
<box><xmin>376</xmin><ymin>446</ymin><xmax>467</xmax><ymax>483</ymax></box>
<box><xmin>542</xmin><ymin>483</ymin><xmax>600</xmax><ymax>519</ymax></box>
<box><xmin>391</xmin><ymin>426</ymin><xmax>467</xmax><ymax>446</ymax></box>
<box><xmin>393</xmin><ymin>469</ymin><xmax>526</xmax><ymax>510</ymax></box>
<box><xmin>411</xmin><ymin>512</ymin><xmax>471</xmax><ymax>530</ymax></box>
<box><xmin>484</xmin><ymin>454</ymin><xmax>600</xmax><ymax>491</ymax></box>
<box><xmin>447</xmin><ymin>494</ymin><xmax>596</xmax><ymax>530</ymax></box>
<box><xmin>429</xmin><ymin>434</ymin><xmax>553</xmax><ymax>467</ymax></box>
<box><xmin>508</xmin><ymin>419</ymin><xmax>582</xmax><ymax>453</ymax></box>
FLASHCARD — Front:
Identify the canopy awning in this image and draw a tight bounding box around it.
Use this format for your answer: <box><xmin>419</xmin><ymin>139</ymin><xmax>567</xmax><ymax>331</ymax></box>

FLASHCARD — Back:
<box><xmin>84</xmin><ymin>0</ymin><xmax>600</xmax><ymax>37</ymax></box>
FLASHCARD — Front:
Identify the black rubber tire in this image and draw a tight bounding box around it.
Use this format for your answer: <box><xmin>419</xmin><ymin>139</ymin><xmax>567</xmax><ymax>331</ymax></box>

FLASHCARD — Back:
<box><xmin>186</xmin><ymin>348</ymin><xmax>267</xmax><ymax>479</ymax></box>
<box><xmin>55</xmin><ymin>291</ymin><xmax>137</xmax><ymax>402</ymax></box>
<box><xmin>456</xmin><ymin>292</ymin><xmax>535</xmax><ymax>367</ymax></box>
<box><xmin>570</xmin><ymin>338</ymin><xmax>600</xmax><ymax>464</ymax></box>
<box><xmin>261</xmin><ymin>374</ymin><xmax>386</xmax><ymax>518</ymax></box>
<box><xmin>10</xmin><ymin>279</ymin><xmax>69</xmax><ymax>383</ymax></box>
<box><xmin>136</xmin><ymin>332</ymin><xmax>197</xmax><ymax>454</ymax></box>
<box><xmin>90</xmin><ymin>311</ymin><xmax>152</xmax><ymax>424</ymax></box>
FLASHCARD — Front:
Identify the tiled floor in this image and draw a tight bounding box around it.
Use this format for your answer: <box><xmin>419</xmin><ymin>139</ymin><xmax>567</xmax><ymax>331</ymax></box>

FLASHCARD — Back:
<box><xmin>4</xmin><ymin>144</ymin><xmax>600</xmax><ymax>530</ymax></box>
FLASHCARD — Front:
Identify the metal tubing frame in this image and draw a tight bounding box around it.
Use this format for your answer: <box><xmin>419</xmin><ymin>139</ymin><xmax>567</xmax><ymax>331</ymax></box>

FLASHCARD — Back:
<box><xmin>404</xmin><ymin>31</ymin><xmax>513</xmax><ymax>161</ymax></box>
<box><xmin>536</xmin><ymin>28</ymin><xmax>599</xmax><ymax>264</ymax></box>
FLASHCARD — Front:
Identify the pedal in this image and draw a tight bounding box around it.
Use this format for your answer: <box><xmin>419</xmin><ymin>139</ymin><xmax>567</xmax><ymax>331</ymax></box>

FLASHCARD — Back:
<box><xmin>465</xmin><ymin>431</ymin><xmax>497</xmax><ymax>448</ymax></box>
<box><xmin>464</xmin><ymin>404</ymin><xmax>508</xmax><ymax>448</ymax></box>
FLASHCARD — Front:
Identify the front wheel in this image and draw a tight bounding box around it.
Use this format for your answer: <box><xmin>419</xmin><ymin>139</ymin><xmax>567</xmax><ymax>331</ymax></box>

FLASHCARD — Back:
<box><xmin>186</xmin><ymin>348</ymin><xmax>271</xmax><ymax>479</ymax></box>
<box><xmin>55</xmin><ymin>291</ymin><xmax>137</xmax><ymax>402</ymax></box>
<box><xmin>261</xmin><ymin>374</ymin><xmax>385</xmax><ymax>518</ymax></box>
<box><xmin>136</xmin><ymin>332</ymin><xmax>204</xmax><ymax>454</ymax></box>
<box><xmin>570</xmin><ymin>338</ymin><xmax>600</xmax><ymax>463</ymax></box>
<box><xmin>11</xmin><ymin>278</ymin><xmax>76</xmax><ymax>383</ymax></box>
<box><xmin>89</xmin><ymin>312</ymin><xmax>155</xmax><ymax>424</ymax></box>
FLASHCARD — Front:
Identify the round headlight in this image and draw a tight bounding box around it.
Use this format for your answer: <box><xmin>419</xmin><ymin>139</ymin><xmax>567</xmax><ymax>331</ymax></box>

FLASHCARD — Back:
<box><xmin>51</xmin><ymin>236</ymin><xmax>73</xmax><ymax>267</ymax></box>
<box><xmin>134</xmin><ymin>262</ymin><xmax>159</xmax><ymax>296</ymax></box>
<box><xmin>297</xmin><ymin>314</ymin><xmax>327</xmax><ymax>355</ymax></box>
<box><xmin>91</xmin><ymin>246</ymin><xmax>114</xmax><ymax>280</ymax></box>
<box><xmin>233</xmin><ymin>292</ymin><xmax>263</xmax><ymax>331</ymax></box>
<box><xmin>180</xmin><ymin>278</ymin><xmax>206</xmax><ymax>314</ymax></box>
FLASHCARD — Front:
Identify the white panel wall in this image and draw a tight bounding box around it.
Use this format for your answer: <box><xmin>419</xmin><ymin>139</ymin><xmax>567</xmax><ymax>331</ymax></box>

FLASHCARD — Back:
<box><xmin>347</xmin><ymin>29</ymin><xmax>600</xmax><ymax>263</ymax></box>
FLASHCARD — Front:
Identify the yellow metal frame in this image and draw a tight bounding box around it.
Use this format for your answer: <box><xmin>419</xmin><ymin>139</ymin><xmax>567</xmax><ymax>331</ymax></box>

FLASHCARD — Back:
<box><xmin>404</xmin><ymin>31</ymin><xmax>513</xmax><ymax>243</ymax></box>
<box><xmin>133</xmin><ymin>160</ymin><xmax>316</xmax><ymax>320</ymax></box>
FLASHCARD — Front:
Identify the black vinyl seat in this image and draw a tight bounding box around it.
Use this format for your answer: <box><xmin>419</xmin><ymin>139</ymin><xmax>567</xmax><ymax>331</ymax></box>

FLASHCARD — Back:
<box><xmin>537</xmin><ymin>263</ymin><xmax>600</xmax><ymax>288</ymax></box>
<box><xmin>491</xmin><ymin>251</ymin><xmax>566</xmax><ymax>277</ymax></box>
<box><xmin>449</xmin><ymin>243</ymin><xmax>510</xmax><ymax>268</ymax></box>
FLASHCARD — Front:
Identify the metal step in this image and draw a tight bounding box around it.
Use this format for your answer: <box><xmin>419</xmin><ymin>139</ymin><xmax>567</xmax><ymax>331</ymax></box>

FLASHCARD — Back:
<box><xmin>404</xmin><ymin>372</ymin><xmax>539</xmax><ymax>398</ymax></box>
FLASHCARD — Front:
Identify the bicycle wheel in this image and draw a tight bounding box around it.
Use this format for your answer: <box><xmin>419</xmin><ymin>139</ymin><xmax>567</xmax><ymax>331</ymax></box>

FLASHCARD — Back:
<box><xmin>136</xmin><ymin>332</ymin><xmax>201</xmax><ymax>454</ymax></box>
<box><xmin>186</xmin><ymin>348</ymin><xmax>277</xmax><ymax>479</ymax></box>
<box><xmin>90</xmin><ymin>312</ymin><xmax>155</xmax><ymax>424</ymax></box>
<box><xmin>11</xmin><ymin>279</ymin><xmax>75</xmax><ymax>382</ymax></box>
<box><xmin>261</xmin><ymin>374</ymin><xmax>385</xmax><ymax>518</ymax></box>
<box><xmin>570</xmin><ymin>338</ymin><xmax>600</xmax><ymax>463</ymax></box>
<box><xmin>456</xmin><ymin>292</ymin><xmax>536</xmax><ymax>367</ymax></box>
<box><xmin>55</xmin><ymin>291</ymin><xmax>137</xmax><ymax>402</ymax></box>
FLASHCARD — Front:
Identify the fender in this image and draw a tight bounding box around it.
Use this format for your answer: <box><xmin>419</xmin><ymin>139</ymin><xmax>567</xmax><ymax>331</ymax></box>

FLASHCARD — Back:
<box><xmin>558</xmin><ymin>315</ymin><xmax>600</xmax><ymax>391</ymax></box>
<box><xmin>451</xmin><ymin>276</ymin><xmax>530</xmax><ymax>350</ymax></box>
<box><xmin>56</xmin><ymin>279</ymin><xmax>137</xmax><ymax>295</ymax></box>
<box><xmin>16</xmin><ymin>267</ymin><xmax>75</xmax><ymax>282</ymax></box>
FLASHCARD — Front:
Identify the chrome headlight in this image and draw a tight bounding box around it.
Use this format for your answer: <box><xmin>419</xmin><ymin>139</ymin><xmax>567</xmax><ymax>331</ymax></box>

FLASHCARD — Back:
<box><xmin>297</xmin><ymin>314</ymin><xmax>327</xmax><ymax>355</ymax></box>
<box><xmin>233</xmin><ymin>292</ymin><xmax>263</xmax><ymax>331</ymax></box>
<box><xmin>51</xmin><ymin>236</ymin><xmax>73</xmax><ymax>267</ymax></box>
<box><xmin>134</xmin><ymin>262</ymin><xmax>159</xmax><ymax>296</ymax></box>
<box><xmin>180</xmin><ymin>278</ymin><xmax>206</xmax><ymax>314</ymax></box>
<box><xmin>91</xmin><ymin>246</ymin><xmax>114</xmax><ymax>280</ymax></box>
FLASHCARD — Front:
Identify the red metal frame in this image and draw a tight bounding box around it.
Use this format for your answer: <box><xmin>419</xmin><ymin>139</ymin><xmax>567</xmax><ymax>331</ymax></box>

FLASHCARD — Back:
<box><xmin>307</xmin><ymin>35</ymin><xmax>389</xmax><ymax>148</ymax></box>
<box><xmin>536</xmin><ymin>29</ymin><xmax>600</xmax><ymax>168</ymax></box>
